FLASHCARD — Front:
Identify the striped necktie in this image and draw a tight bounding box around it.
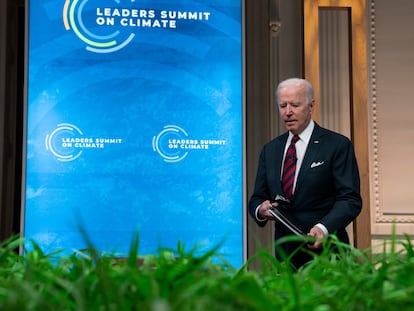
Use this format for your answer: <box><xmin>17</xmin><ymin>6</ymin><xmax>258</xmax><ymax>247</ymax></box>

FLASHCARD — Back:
<box><xmin>281</xmin><ymin>135</ymin><xmax>299</xmax><ymax>199</ymax></box>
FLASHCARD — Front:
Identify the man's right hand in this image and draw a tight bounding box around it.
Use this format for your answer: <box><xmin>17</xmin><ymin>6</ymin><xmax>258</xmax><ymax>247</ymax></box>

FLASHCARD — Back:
<box><xmin>259</xmin><ymin>200</ymin><xmax>276</xmax><ymax>220</ymax></box>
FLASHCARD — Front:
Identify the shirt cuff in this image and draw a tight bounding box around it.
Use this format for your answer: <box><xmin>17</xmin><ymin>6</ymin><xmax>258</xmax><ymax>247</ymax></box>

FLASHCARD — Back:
<box><xmin>255</xmin><ymin>204</ymin><xmax>267</xmax><ymax>222</ymax></box>
<box><xmin>315</xmin><ymin>223</ymin><xmax>329</xmax><ymax>236</ymax></box>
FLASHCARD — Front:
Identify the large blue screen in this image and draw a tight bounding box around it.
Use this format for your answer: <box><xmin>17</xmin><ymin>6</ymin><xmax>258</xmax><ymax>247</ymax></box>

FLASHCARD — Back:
<box><xmin>24</xmin><ymin>0</ymin><xmax>244</xmax><ymax>267</ymax></box>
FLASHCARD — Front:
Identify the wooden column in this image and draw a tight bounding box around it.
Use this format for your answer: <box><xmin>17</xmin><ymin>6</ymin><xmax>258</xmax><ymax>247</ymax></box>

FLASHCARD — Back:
<box><xmin>304</xmin><ymin>0</ymin><xmax>371</xmax><ymax>250</ymax></box>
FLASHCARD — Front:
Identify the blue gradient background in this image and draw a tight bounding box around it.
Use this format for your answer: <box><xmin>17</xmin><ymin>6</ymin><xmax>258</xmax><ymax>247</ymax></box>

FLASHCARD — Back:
<box><xmin>24</xmin><ymin>0</ymin><xmax>243</xmax><ymax>266</ymax></box>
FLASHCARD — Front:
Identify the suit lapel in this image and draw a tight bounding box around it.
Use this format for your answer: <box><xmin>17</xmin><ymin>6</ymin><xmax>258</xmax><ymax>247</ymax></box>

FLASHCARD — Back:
<box><xmin>273</xmin><ymin>133</ymin><xmax>289</xmax><ymax>190</ymax></box>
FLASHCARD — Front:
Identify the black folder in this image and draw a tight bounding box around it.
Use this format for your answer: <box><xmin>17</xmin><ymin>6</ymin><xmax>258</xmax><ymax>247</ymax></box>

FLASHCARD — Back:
<box><xmin>268</xmin><ymin>206</ymin><xmax>305</xmax><ymax>236</ymax></box>
<box><xmin>269</xmin><ymin>194</ymin><xmax>306</xmax><ymax>236</ymax></box>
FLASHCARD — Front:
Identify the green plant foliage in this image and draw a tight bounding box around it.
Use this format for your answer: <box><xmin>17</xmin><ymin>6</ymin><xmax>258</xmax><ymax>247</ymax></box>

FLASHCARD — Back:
<box><xmin>0</xmin><ymin>232</ymin><xmax>413</xmax><ymax>310</ymax></box>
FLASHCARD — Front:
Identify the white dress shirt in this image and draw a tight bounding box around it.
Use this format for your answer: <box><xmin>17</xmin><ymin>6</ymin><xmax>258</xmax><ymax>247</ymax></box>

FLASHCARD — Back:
<box><xmin>282</xmin><ymin>120</ymin><xmax>315</xmax><ymax>194</ymax></box>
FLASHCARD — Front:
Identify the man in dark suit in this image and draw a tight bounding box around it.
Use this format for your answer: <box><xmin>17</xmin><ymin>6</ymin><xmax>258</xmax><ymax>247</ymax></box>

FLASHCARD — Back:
<box><xmin>249</xmin><ymin>78</ymin><xmax>362</xmax><ymax>269</ymax></box>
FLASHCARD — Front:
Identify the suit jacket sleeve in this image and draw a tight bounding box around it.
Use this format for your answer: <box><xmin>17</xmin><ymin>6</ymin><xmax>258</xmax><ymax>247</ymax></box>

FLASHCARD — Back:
<box><xmin>248</xmin><ymin>147</ymin><xmax>269</xmax><ymax>226</ymax></box>
<box><xmin>318</xmin><ymin>135</ymin><xmax>362</xmax><ymax>233</ymax></box>
<box><xmin>248</xmin><ymin>136</ymin><xmax>286</xmax><ymax>226</ymax></box>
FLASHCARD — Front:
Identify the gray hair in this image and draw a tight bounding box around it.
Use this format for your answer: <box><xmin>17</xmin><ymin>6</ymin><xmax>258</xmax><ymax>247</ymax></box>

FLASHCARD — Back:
<box><xmin>276</xmin><ymin>78</ymin><xmax>314</xmax><ymax>105</ymax></box>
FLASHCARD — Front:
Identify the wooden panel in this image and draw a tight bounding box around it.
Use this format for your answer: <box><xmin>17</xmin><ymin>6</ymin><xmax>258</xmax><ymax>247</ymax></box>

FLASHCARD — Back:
<box><xmin>303</xmin><ymin>0</ymin><xmax>321</xmax><ymax>122</ymax></box>
<box><xmin>349</xmin><ymin>0</ymin><xmax>371</xmax><ymax>249</ymax></box>
<box><xmin>245</xmin><ymin>0</ymin><xmax>274</xmax><ymax>267</ymax></box>
<box><xmin>245</xmin><ymin>0</ymin><xmax>304</xmax><ymax>268</ymax></box>
<box><xmin>0</xmin><ymin>0</ymin><xmax>25</xmax><ymax>240</ymax></box>
<box><xmin>304</xmin><ymin>0</ymin><xmax>371</xmax><ymax>250</ymax></box>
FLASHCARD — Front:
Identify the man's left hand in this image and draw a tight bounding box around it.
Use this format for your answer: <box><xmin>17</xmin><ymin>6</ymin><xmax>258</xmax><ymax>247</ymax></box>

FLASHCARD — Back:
<box><xmin>307</xmin><ymin>226</ymin><xmax>325</xmax><ymax>250</ymax></box>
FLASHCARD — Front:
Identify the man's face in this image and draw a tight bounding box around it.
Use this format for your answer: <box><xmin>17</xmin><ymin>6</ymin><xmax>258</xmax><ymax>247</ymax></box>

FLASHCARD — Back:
<box><xmin>278</xmin><ymin>83</ymin><xmax>314</xmax><ymax>135</ymax></box>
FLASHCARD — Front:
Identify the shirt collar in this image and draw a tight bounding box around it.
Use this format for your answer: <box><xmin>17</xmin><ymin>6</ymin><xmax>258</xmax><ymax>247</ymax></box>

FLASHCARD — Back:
<box><xmin>289</xmin><ymin>120</ymin><xmax>314</xmax><ymax>144</ymax></box>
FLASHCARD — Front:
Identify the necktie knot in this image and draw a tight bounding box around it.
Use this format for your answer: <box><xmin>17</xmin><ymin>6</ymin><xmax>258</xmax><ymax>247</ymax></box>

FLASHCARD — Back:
<box><xmin>291</xmin><ymin>135</ymin><xmax>299</xmax><ymax>144</ymax></box>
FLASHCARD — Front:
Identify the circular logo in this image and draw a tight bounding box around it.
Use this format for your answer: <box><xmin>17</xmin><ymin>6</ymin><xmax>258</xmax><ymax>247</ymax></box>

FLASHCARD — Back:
<box><xmin>45</xmin><ymin>123</ymin><xmax>83</xmax><ymax>162</ymax></box>
<box><xmin>152</xmin><ymin>125</ymin><xmax>189</xmax><ymax>163</ymax></box>
<box><xmin>63</xmin><ymin>0</ymin><xmax>136</xmax><ymax>53</ymax></box>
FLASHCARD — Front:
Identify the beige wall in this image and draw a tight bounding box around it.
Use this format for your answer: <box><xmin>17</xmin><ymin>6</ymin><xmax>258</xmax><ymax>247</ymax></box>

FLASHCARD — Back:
<box><xmin>368</xmin><ymin>0</ymin><xmax>414</xmax><ymax>240</ymax></box>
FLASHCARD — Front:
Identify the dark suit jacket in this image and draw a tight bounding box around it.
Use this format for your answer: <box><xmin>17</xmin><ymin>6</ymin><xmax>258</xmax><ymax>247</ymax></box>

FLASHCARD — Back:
<box><xmin>249</xmin><ymin>123</ymin><xmax>362</xmax><ymax>248</ymax></box>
